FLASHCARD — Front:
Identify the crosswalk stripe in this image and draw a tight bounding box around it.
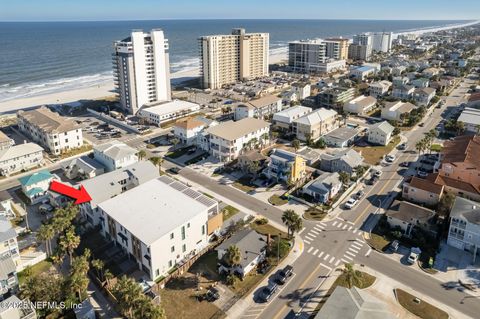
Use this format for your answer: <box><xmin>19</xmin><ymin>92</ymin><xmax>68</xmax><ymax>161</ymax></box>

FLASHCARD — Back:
<box><xmin>313</xmin><ymin>249</ymin><xmax>319</xmax><ymax>256</ymax></box>
<box><xmin>304</xmin><ymin>240</ymin><xmax>311</xmax><ymax>244</ymax></box>
<box><xmin>352</xmin><ymin>229</ymin><xmax>358</xmax><ymax>234</ymax></box>
<box><xmin>342</xmin><ymin>224</ymin><xmax>348</xmax><ymax>230</ymax></box>
<box><xmin>310</xmin><ymin>230</ymin><xmax>320</xmax><ymax>235</ymax></box>
<box><xmin>365</xmin><ymin>248</ymin><xmax>372</xmax><ymax>257</ymax></box>
<box><xmin>323</xmin><ymin>254</ymin><xmax>330</xmax><ymax>261</ymax></box>
<box><xmin>305</xmin><ymin>235</ymin><xmax>315</xmax><ymax>241</ymax></box>
<box><xmin>352</xmin><ymin>244</ymin><xmax>363</xmax><ymax>250</ymax></box>
<box><xmin>345</xmin><ymin>251</ymin><xmax>356</xmax><ymax>257</ymax></box>
<box><xmin>314</xmin><ymin>226</ymin><xmax>324</xmax><ymax>232</ymax></box>
<box><xmin>348</xmin><ymin>247</ymin><xmax>359</xmax><ymax>253</ymax></box>
<box><xmin>329</xmin><ymin>256</ymin><xmax>335</xmax><ymax>263</ymax></box>
<box><xmin>307</xmin><ymin>247</ymin><xmax>313</xmax><ymax>253</ymax></box>
<box><xmin>318</xmin><ymin>252</ymin><xmax>324</xmax><ymax>258</ymax></box>
<box><xmin>336</xmin><ymin>223</ymin><xmax>343</xmax><ymax>228</ymax></box>
<box><xmin>320</xmin><ymin>222</ymin><xmax>327</xmax><ymax>227</ymax></box>
<box><xmin>335</xmin><ymin>260</ymin><xmax>341</xmax><ymax>266</ymax></box>
<box><xmin>343</xmin><ymin>254</ymin><xmax>353</xmax><ymax>260</ymax></box>
<box><xmin>341</xmin><ymin>258</ymin><xmax>352</xmax><ymax>263</ymax></box>
<box><xmin>348</xmin><ymin>226</ymin><xmax>353</xmax><ymax>231</ymax></box>
<box><xmin>356</xmin><ymin>238</ymin><xmax>366</xmax><ymax>244</ymax></box>
<box><xmin>332</xmin><ymin>221</ymin><xmax>337</xmax><ymax>226</ymax></box>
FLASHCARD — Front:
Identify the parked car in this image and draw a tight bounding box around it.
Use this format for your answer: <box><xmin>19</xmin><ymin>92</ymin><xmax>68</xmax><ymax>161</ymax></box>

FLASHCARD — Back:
<box><xmin>398</xmin><ymin>143</ymin><xmax>407</xmax><ymax>150</ymax></box>
<box><xmin>138</xmin><ymin>279</ymin><xmax>152</xmax><ymax>293</ymax></box>
<box><xmin>39</xmin><ymin>204</ymin><xmax>54</xmax><ymax>214</ymax></box>
<box><xmin>419</xmin><ymin>123</ymin><xmax>425</xmax><ymax>127</ymax></box>
<box><xmin>344</xmin><ymin>198</ymin><xmax>358</xmax><ymax>210</ymax></box>
<box><xmin>366</xmin><ymin>176</ymin><xmax>379</xmax><ymax>185</ymax></box>
<box><xmin>169</xmin><ymin>167</ymin><xmax>181</xmax><ymax>174</ymax></box>
<box><xmin>385</xmin><ymin>154</ymin><xmax>396</xmax><ymax>163</ymax></box>
<box><xmin>205</xmin><ymin>287</ymin><xmax>220</xmax><ymax>302</ymax></box>
<box><xmin>187</xmin><ymin>147</ymin><xmax>197</xmax><ymax>154</ymax></box>
<box><xmin>259</xmin><ymin>284</ymin><xmax>278</xmax><ymax>302</ymax></box>
<box><xmin>417</xmin><ymin>171</ymin><xmax>428</xmax><ymax>178</ymax></box>
<box><xmin>354</xmin><ymin>190</ymin><xmax>365</xmax><ymax>200</ymax></box>
<box><xmin>373</xmin><ymin>170</ymin><xmax>382</xmax><ymax>178</ymax></box>
<box><xmin>399</xmin><ymin>161</ymin><xmax>410</xmax><ymax>168</ymax></box>
<box><xmin>388</xmin><ymin>240</ymin><xmax>399</xmax><ymax>253</ymax></box>
<box><xmin>276</xmin><ymin>265</ymin><xmax>294</xmax><ymax>285</ymax></box>
<box><xmin>407</xmin><ymin>247</ymin><xmax>421</xmax><ymax>265</ymax></box>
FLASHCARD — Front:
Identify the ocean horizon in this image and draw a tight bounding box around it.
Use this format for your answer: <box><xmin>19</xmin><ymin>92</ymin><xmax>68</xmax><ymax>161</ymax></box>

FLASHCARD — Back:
<box><xmin>0</xmin><ymin>19</ymin><xmax>475</xmax><ymax>102</ymax></box>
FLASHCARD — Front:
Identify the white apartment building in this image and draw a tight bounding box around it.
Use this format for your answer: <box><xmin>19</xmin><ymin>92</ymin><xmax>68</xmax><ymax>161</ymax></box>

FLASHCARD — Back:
<box><xmin>93</xmin><ymin>140</ymin><xmax>138</xmax><ymax>172</ymax></box>
<box><xmin>349</xmin><ymin>66</ymin><xmax>377</xmax><ymax>81</ymax></box>
<box><xmin>199</xmin><ymin>28</ymin><xmax>269</xmax><ymax>89</ymax></box>
<box><xmin>272</xmin><ymin>105</ymin><xmax>313</xmax><ymax>130</ymax></box>
<box><xmin>448</xmin><ymin>197</ymin><xmax>480</xmax><ymax>259</ymax></box>
<box><xmin>291</xmin><ymin>82</ymin><xmax>312</xmax><ymax>100</ymax></box>
<box><xmin>0</xmin><ymin>143</ymin><xmax>44</xmax><ymax>176</ymax></box>
<box><xmin>203</xmin><ymin>118</ymin><xmax>270</xmax><ymax>162</ymax></box>
<box><xmin>98</xmin><ymin>177</ymin><xmax>218</xmax><ymax>281</ymax></box>
<box><xmin>381</xmin><ymin>101</ymin><xmax>417</xmax><ymax>121</ymax></box>
<box><xmin>137</xmin><ymin>100</ymin><xmax>200</xmax><ymax>127</ymax></box>
<box><xmin>368</xmin><ymin>121</ymin><xmax>395</xmax><ymax>146</ymax></box>
<box><xmin>234</xmin><ymin>95</ymin><xmax>282</xmax><ymax>121</ymax></box>
<box><xmin>458</xmin><ymin>107</ymin><xmax>480</xmax><ymax>134</ymax></box>
<box><xmin>344</xmin><ymin>95</ymin><xmax>377</xmax><ymax>115</ymax></box>
<box><xmin>292</xmin><ymin>108</ymin><xmax>339</xmax><ymax>141</ymax></box>
<box><xmin>0</xmin><ymin>217</ymin><xmax>20</xmax><ymax>266</ymax></box>
<box><xmin>414</xmin><ymin>87</ymin><xmax>436</xmax><ymax>106</ymax></box>
<box><xmin>288</xmin><ymin>39</ymin><xmax>347</xmax><ymax>73</ymax></box>
<box><xmin>17</xmin><ymin>107</ymin><xmax>83</xmax><ymax>155</ymax></box>
<box><xmin>392</xmin><ymin>85</ymin><xmax>415</xmax><ymax>100</ymax></box>
<box><xmin>353</xmin><ymin>32</ymin><xmax>392</xmax><ymax>53</ymax></box>
<box><xmin>113</xmin><ymin>29</ymin><xmax>171</xmax><ymax>115</ymax></box>
<box><xmin>369</xmin><ymin>80</ymin><xmax>392</xmax><ymax>97</ymax></box>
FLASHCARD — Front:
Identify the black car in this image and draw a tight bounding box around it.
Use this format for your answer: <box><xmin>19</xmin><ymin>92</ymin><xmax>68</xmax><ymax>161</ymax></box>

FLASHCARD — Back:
<box><xmin>276</xmin><ymin>265</ymin><xmax>294</xmax><ymax>285</ymax></box>
<box><xmin>259</xmin><ymin>284</ymin><xmax>278</xmax><ymax>302</ymax></box>
<box><xmin>205</xmin><ymin>287</ymin><xmax>220</xmax><ymax>302</ymax></box>
<box><xmin>169</xmin><ymin>167</ymin><xmax>181</xmax><ymax>174</ymax></box>
<box><xmin>366</xmin><ymin>176</ymin><xmax>379</xmax><ymax>185</ymax></box>
<box><xmin>399</xmin><ymin>161</ymin><xmax>410</xmax><ymax>168</ymax></box>
<box><xmin>354</xmin><ymin>190</ymin><xmax>365</xmax><ymax>200</ymax></box>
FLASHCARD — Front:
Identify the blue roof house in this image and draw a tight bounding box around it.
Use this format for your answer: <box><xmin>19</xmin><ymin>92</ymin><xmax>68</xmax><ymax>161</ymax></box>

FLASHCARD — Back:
<box><xmin>19</xmin><ymin>170</ymin><xmax>56</xmax><ymax>204</ymax></box>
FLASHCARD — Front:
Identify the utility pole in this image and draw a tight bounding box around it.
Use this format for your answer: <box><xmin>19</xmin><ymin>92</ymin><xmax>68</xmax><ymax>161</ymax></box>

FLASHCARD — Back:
<box><xmin>277</xmin><ymin>233</ymin><xmax>281</xmax><ymax>265</ymax></box>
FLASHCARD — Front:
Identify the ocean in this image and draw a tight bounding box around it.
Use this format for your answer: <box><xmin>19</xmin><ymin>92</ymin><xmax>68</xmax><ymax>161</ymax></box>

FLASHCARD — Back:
<box><xmin>0</xmin><ymin>19</ymin><xmax>472</xmax><ymax>102</ymax></box>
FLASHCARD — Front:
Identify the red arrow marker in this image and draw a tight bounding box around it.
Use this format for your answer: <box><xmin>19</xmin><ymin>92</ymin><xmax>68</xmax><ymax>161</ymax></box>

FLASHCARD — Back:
<box><xmin>49</xmin><ymin>180</ymin><xmax>92</xmax><ymax>205</ymax></box>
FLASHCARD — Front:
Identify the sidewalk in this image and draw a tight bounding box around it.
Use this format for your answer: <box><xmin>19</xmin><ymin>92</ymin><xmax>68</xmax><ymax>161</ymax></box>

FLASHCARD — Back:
<box><xmin>226</xmin><ymin>235</ymin><xmax>305</xmax><ymax>319</ymax></box>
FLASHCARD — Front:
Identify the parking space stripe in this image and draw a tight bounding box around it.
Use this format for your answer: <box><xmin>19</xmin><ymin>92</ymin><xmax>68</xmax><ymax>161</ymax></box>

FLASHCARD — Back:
<box><xmin>329</xmin><ymin>256</ymin><xmax>335</xmax><ymax>263</ymax></box>
<box><xmin>318</xmin><ymin>252</ymin><xmax>324</xmax><ymax>258</ymax></box>
<box><xmin>323</xmin><ymin>254</ymin><xmax>330</xmax><ymax>261</ymax></box>
<box><xmin>307</xmin><ymin>247</ymin><xmax>313</xmax><ymax>253</ymax></box>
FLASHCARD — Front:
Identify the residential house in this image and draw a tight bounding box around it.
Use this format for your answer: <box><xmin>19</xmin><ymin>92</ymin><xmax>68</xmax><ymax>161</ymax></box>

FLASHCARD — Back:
<box><xmin>392</xmin><ymin>76</ymin><xmax>409</xmax><ymax>86</ymax></box>
<box><xmin>0</xmin><ymin>295</ymin><xmax>36</xmax><ymax>318</ymax></box>
<box><xmin>203</xmin><ymin>118</ymin><xmax>270</xmax><ymax>162</ymax></box>
<box><xmin>457</xmin><ymin>107</ymin><xmax>480</xmax><ymax>134</ymax></box>
<box><xmin>93</xmin><ymin>140</ymin><xmax>138</xmax><ymax>172</ymax></box>
<box><xmin>137</xmin><ymin>100</ymin><xmax>201</xmax><ymax>127</ymax></box>
<box><xmin>422</xmin><ymin>67</ymin><xmax>440</xmax><ymax>78</ymax></box>
<box><xmin>234</xmin><ymin>95</ymin><xmax>282</xmax><ymax>120</ymax></box>
<box><xmin>79</xmin><ymin>161</ymin><xmax>159</xmax><ymax>226</ymax></box>
<box><xmin>349</xmin><ymin>66</ymin><xmax>376</xmax><ymax>81</ymax></box>
<box><xmin>0</xmin><ymin>254</ymin><xmax>18</xmax><ymax>299</ymax></box>
<box><xmin>314</xmin><ymin>286</ymin><xmax>395</xmax><ymax>319</ymax></box>
<box><xmin>265</xmin><ymin>149</ymin><xmax>306</xmax><ymax>184</ymax></box>
<box><xmin>316</xmin><ymin>87</ymin><xmax>355</xmax><ymax>109</ymax></box>
<box><xmin>368</xmin><ymin>121</ymin><xmax>395</xmax><ymax>146</ymax></box>
<box><xmin>344</xmin><ymin>95</ymin><xmax>377</xmax><ymax>115</ymax></box>
<box><xmin>412</xmin><ymin>78</ymin><xmax>430</xmax><ymax>88</ymax></box>
<box><xmin>0</xmin><ymin>143</ymin><xmax>44</xmax><ymax>176</ymax></box>
<box><xmin>216</xmin><ymin>229</ymin><xmax>267</xmax><ymax>278</ymax></box>
<box><xmin>402</xmin><ymin>176</ymin><xmax>444</xmax><ymax>206</ymax></box>
<box><xmin>369</xmin><ymin>81</ymin><xmax>392</xmax><ymax>98</ymax></box>
<box><xmin>302</xmin><ymin>172</ymin><xmax>342</xmax><ymax>204</ymax></box>
<box><xmin>386</xmin><ymin>200</ymin><xmax>437</xmax><ymax>236</ymax></box>
<box><xmin>98</xmin><ymin>177</ymin><xmax>218</xmax><ymax>281</ymax></box>
<box><xmin>281</xmin><ymin>91</ymin><xmax>298</xmax><ymax>106</ymax></box>
<box><xmin>61</xmin><ymin>156</ymin><xmax>105</xmax><ymax>180</ymax></box>
<box><xmin>320</xmin><ymin>149</ymin><xmax>364</xmax><ymax>174</ymax></box>
<box><xmin>0</xmin><ymin>192</ymin><xmax>14</xmax><ymax>220</ymax></box>
<box><xmin>237</xmin><ymin>150</ymin><xmax>268</xmax><ymax>173</ymax></box>
<box><xmin>414</xmin><ymin>87</ymin><xmax>436</xmax><ymax>106</ymax></box>
<box><xmin>447</xmin><ymin>197</ymin><xmax>480</xmax><ymax>257</ymax></box>
<box><xmin>296</xmin><ymin>147</ymin><xmax>323</xmax><ymax>166</ymax></box>
<box><xmin>18</xmin><ymin>170</ymin><xmax>56</xmax><ymax>204</ymax></box>
<box><xmin>323</xmin><ymin>127</ymin><xmax>360</xmax><ymax>148</ymax></box>
<box><xmin>272</xmin><ymin>106</ymin><xmax>312</xmax><ymax>131</ymax></box>
<box><xmin>392</xmin><ymin>84</ymin><xmax>415</xmax><ymax>100</ymax></box>
<box><xmin>174</xmin><ymin>116</ymin><xmax>217</xmax><ymax>146</ymax></box>
<box><xmin>291</xmin><ymin>82</ymin><xmax>311</xmax><ymax>100</ymax></box>
<box><xmin>0</xmin><ymin>217</ymin><xmax>19</xmax><ymax>266</ymax></box>
<box><xmin>0</xmin><ymin>132</ymin><xmax>13</xmax><ymax>151</ymax></box>
<box><xmin>381</xmin><ymin>101</ymin><xmax>417</xmax><ymax>122</ymax></box>
<box><xmin>17</xmin><ymin>106</ymin><xmax>83</xmax><ymax>155</ymax></box>
<box><xmin>292</xmin><ymin>108</ymin><xmax>338</xmax><ymax>142</ymax></box>
<box><xmin>468</xmin><ymin>92</ymin><xmax>480</xmax><ymax>108</ymax></box>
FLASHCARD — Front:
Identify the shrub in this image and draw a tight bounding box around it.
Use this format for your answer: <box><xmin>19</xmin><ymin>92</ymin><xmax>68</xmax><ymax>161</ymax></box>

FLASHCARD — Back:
<box><xmin>256</xmin><ymin>218</ymin><xmax>269</xmax><ymax>225</ymax></box>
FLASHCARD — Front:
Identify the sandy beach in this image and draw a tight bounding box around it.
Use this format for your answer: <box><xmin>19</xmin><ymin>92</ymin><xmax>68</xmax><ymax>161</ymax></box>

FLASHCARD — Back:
<box><xmin>0</xmin><ymin>20</ymin><xmax>476</xmax><ymax>115</ymax></box>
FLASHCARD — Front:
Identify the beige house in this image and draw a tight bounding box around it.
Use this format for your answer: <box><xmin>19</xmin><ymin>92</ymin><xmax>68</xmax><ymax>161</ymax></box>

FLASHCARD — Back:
<box><xmin>386</xmin><ymin>200</ymin><xmax>437</xmax><ymax>236</ymax></box>
<box><xmin>402</xmin><ymin>176</ymin><xmax>444</xmax><ymax>206</ymax></box>
<box><xmin>292</xmin><ymin>108</ymin><xmax>338</xmax><ymax>142</ymax></box>
<box><xmin>344</xmin><ymin>95</ymin><xmax>377</xmax><ymax>115</ymax></box>
<box><xmin>368</xmin><ymin>121</ymin><xmax>394</xmax><ymax>146</ymax></box>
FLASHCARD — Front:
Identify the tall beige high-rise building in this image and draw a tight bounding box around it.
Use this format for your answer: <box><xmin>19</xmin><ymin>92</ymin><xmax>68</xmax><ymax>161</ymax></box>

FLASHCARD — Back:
<box><xmin>324</xmin><ymin>38</ymin><xmax>350</xmax><ymax>60</ymax></box>
<box><xmin>113</xmin><ymin>29</ymin><xmax>171</xmax><ymax>115</ymax></box>
<box><xmin>199</xmin><ymin>28</ymin><xmax>269</xmax><ymax>89</ymax></box>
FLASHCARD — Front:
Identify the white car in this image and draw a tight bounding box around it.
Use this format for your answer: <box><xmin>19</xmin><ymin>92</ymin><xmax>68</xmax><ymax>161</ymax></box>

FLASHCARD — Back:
<box><xmin>407</xmin><ymin>247</ymin><xmax>421</xmax><ymax>265</ymax></box>
<box><xmin>385</xmin><ymin>155</ymin><xmax>396</xmax><ymax>163</ymax></box>
<box><xmin>344</xmin><ymin>198</ymin><xmax>358</xmax><ymax>209</ymax></box>
<box><xmin>373</xmin><ymin>170</ymin><xmax>382</xmax><ymax>178</ymax></box>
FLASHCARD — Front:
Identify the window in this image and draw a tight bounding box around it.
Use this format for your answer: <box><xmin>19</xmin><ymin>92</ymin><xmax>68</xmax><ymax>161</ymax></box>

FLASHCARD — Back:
<box><xmin>182</xmin><ymin>244</ymin><xmax>186</xmax><ymax>252</ymax></box>
<box><xmin>170</xmin><ymin>233</ymin><xmax>174</xmax><ymax>239</ymax></box>
<box><xmin>168</xmin><ymin>260</ymin><xmax>172</xmax><ymax>268</ymax></box>
<box><xmin>171</xmin><ymin>246</ymin><xmax>175</xmax><ymax>252</ymax></box>
<box><xmin>156</xmin><ymin>269</ymin><xmax>159</xmax><ymax>277</ymax></box>
<box><xmin>181</xmin><ymin>226</ymin><xmax>185</xmax><ymax>240</ymax></box>
<box><xmin>202</xmin><ymin>225</ymin><xmax>205</xmax><ymax>235</ymax></box>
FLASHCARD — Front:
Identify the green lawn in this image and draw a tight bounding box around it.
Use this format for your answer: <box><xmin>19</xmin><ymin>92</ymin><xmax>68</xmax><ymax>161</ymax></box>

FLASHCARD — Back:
<box><xmin>222</xmin><ymin>205</ymin><xmax>240</xmax><ymax>221</ymax></box>
<box><xmin>304</xmin><ymin>207</ymin><xmax>327</xmax><ymax>221</ymax></box>
<box><xmin>354</xmin><ymin>135</ymin><xmax>401</xmax><ymax>165</ymax></box>
<box><xmin>366</xmin><ymin>233</ymin><xmax>391</xmax><ymax>252</ymax></box>
<box><xmin>166</xmin><ymin>145</ymin><xmax>196</xmax><ymax>159</ymax></box>
<box><xmin>18</xmin><ymin>260</ymin><xmax>54</xmax><ymax>285</ymax></box>
<box><xmin>430</xmin><ymin>144</ymin><xmax>443</xmax><ymax>152</ymax></box>
<box><xmin>268</xmin><ymin>194</ymin><xmax>288</xmax><ymax>206</ymax></box>
<box><xmin>396</xmin><ymin>289</ymin><xmax>448</xmax><ymax>319</ymax></box>
<box><xmin>232</xmin><ymin>176</ymin><xmax>256</xmax><ymax>193</ymax></box>
<box><xmin>250</xmin><ymin>222</ymin><xmax>289</xmax><ymax>240</ymax></box>
<box><xmin>56</xmin><ymin>144</ymin><xmax>93</xmax><ymax>160</ymax></box>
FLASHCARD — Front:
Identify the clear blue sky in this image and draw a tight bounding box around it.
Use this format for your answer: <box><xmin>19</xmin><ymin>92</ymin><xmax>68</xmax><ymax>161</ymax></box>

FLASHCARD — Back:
<box><xmin>2</xmin><ymin>0</ymin><xmax>479</xmax><ymax>21</ymax></box>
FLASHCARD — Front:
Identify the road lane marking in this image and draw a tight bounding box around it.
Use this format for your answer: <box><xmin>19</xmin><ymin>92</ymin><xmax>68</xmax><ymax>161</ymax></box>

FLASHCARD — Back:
<box><xmin>329</xmin><ymin>256</ymin><xmax>335</xmax><ymax>263</ymax></box>
<box><xmin>323</xmin><ymin>253</ymin><xmax>330</xmax><ymax>260</ymax></box>
<box><xmin>332</xmin><ymin>221</ymin><xmax>338</xmax><ymax>226</ymax></box>
<box><xmin>313</xmin><ymin>249</ymin><xmax>319</xmax><ymax>255</ymax></box>
<box><xmin>345</xmin><ymin>251</ymin><xmax>356</xmax><ymax>257</ymax></box>
<box><xmin>365</xmin><ymin>248</ymin><xmax>372</xmax><ymax>256</ymax></box>
<box><xmin>318</xmin><ymin>252</ymin><xmax>324</xmax><ymax>258</ymax></box>
<box><xmin>307</xmin><ymin>247</ymin><xmax>313</xmax><ymax>253</ymax></box>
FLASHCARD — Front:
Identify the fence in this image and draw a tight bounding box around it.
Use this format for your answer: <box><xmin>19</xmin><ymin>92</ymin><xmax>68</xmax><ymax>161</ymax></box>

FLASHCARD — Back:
<box><xmin>87</xmin><ymin>108</ymin><xmax>141</xmax><ymax>134</ymax></box>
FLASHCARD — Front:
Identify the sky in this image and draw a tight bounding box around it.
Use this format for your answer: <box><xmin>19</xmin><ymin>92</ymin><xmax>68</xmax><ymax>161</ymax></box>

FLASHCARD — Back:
<box><xmin>1</xmin><ymin>0</ymin><xmax>480</xmax><ymax>22</ymax></box>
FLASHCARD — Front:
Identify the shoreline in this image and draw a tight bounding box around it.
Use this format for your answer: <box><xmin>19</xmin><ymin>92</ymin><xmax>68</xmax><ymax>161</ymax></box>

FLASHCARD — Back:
<box><xmin>0</xmin><ymin>20</ymin><xmax>478</xmax><ymax>115</ymax></box>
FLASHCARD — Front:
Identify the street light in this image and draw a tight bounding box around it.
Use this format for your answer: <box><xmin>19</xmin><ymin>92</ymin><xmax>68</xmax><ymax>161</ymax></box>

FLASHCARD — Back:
<box><xmin>277</xmin><ymin>233</ymin><xmax>281</xmax><ymax>265</ymax></box>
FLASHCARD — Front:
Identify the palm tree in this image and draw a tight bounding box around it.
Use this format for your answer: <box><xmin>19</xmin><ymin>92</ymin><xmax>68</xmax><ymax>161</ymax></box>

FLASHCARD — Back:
<box><xmin>149</xmin><ymin>156</ymin><xmax>163</xmax><ymax>173</ymax></box>
<box><xmin>37</xmin><ymin>224</ymin><xmax>55</xmax><ymax>256</ymax></box>
<box><xmin>224</xmin><ymin>245</ymin><xmax>242</xmax><ymax>267</ymax></box>
<box><xmin>291</xmin><ymin>139</ymin><xmax>300</xmax><ymax>153</ymax></box>
<box><xmin>113</xmin><ymin>275</ymin><xmax>144</xmax><ymax>318</ymax></box>
<box><xmin>59</xmin><ymin>226</ymin><xmax>80</xmax><ymax>265</ymax></box>
<box><xmin>70</xmin><ymin>250</ymin><xmax>90</xmax><ymax>301</ymax></box>
<box><xmin>339</xmin><ymin>263</ymin><xmax>361</xmax><ymax>288</ymax></box>
<box><xmin>290</xmin><ymin>214</ymin><xmax>303</xmax><ymax>237</ymax></box>
<box><xmin>338</xmin><ymin>172</ymin><xmax>350</xmax><ymax>186</ymax></box>
<box><xmin>171</xmin><ymin>137</ymin><xmax>180</xmax><ymax>150</ymax></box>
<box><xmin>415</xmin><ymin>140</ymin><xmax>426</xmax><ymax>155</ymax></box>
<box><xmin>137</xmin><ymin>150</ymin><xmax>147</xmax><ymax>160</ymax></box>
<box><xmin>281</xmin><ymin>209</ymin><xmax>303</xmax><ymax>238</ymax></box>
<box><xmin>104</xmin><ymin>269</ymin><xmax>114</xmax><ymax>288</ymax></box>
<box><xmin>91</xmin><ymin>259</ymin><xmax>105</xmax><ymax>282</ymax></box>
